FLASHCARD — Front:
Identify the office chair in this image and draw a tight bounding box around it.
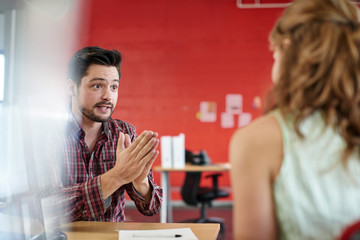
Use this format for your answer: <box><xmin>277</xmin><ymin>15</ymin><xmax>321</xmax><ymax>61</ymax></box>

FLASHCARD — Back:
<box><xmin>181</xmin><ymin>151</ymin><xmax>229</xmax><ymax>234</ymax></box>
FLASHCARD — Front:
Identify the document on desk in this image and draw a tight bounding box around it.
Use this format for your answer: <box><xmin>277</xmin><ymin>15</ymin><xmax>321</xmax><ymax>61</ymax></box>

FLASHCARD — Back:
<box><xmin>118</xmin><ymin>228</ymin><xmax>198</xmax><ymax>240</ymax></box>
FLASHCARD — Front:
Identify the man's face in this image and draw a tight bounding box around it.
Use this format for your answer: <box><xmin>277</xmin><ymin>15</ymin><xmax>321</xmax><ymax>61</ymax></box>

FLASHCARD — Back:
<box><xmin>72</xmin><ymin>64</ymin><xmax>119</xmax><ymax>123</ymax></box>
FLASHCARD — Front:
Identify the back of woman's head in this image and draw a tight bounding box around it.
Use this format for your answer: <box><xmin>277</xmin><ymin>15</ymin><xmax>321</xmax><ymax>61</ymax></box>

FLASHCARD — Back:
<box><xmin>268</xmin><ymin>0</ymin><xmax>360</xmax><ymax>161</ymax></box>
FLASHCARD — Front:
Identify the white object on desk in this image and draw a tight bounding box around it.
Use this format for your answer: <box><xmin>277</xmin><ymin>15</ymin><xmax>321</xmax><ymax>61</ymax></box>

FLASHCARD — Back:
<box><xmin>118</xmin><ymin>228</ymin><xmax>198</xmax><ymax>240</ymax></box>
<box><xmin>172</xmin><ymin>133</ymin><xmax>185</xmax><ymax>169</ymax></box>
<box><xmin>161</xmin><ymin>136</ymin><xmax>173</xmax><ymax>168</ymax></box>
<box><xmin>160</xmin><ymin>134</ymin><xmax>185</xmax><ymax>169</ymax></box>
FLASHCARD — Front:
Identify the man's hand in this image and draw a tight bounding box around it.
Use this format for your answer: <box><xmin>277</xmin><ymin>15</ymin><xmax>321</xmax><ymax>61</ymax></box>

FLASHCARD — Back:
<box><xmin>100</xmin><ymin>130</ymin><xmax>159</xmax><ymax>199</ymax></box>
<box><xmin>131</xmin><ymin>132</ymin><xmax>159</xmax><ymax>203</ymax></box>
<box><xmin>132</xmin><ymin>132</ymin><xmax>158</xmax><ymax>183</ymax></box>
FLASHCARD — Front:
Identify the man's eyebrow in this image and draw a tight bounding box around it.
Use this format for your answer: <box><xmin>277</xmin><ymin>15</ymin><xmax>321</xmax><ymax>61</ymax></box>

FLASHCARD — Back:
<box><xmin>89</xmin><ymin>78</ymin><xmax>119</xmax><ymax>82</ymax></box>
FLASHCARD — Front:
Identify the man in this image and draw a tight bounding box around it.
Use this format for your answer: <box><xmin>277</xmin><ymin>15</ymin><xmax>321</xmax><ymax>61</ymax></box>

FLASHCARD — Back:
<box><xmin>62</xmin><ymin>46</ymin><xmax>162</xmax><ymax>222</ymax></box>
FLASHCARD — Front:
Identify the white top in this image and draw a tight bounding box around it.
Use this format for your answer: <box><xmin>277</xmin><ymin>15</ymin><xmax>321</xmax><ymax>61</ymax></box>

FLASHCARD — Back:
<box><xmin>273</xmin><ymin>110</ymin><xmax>360</xmax><ymax>240</ymax></box>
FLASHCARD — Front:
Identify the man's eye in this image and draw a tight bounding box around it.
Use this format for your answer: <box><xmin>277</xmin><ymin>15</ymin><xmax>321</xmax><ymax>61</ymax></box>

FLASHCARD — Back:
<box><xmin>93</xmin><ymin>84</ymin><xmax>102</xmax><ymax>89</ymax></box>
<box><xmin>111</xmin><ymin>85</ymin><xmax>118</xmax><ymax>90</ymax></box>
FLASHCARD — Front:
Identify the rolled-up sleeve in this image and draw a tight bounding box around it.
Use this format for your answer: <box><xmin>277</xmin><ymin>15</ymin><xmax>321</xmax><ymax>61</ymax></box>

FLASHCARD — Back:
<box><xmin>125</xmin><ymin>170</ymin><xmax>162</xmax><ymax>216</ymax></box>
<box><xmin>43</xmin><ymin>176</ymin><xmax>106</xmax><ymax>225</ymax></box>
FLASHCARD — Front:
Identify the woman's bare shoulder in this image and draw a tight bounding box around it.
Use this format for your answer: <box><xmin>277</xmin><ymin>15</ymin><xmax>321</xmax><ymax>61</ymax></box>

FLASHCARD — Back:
<box><xmin>229</xmin><ymin>113</ymin><xmax>283</xmax><ymax>180</ymax></box>
<box><xmin>231</xmin><ymin>114</ymin><xmax>281</xmax><ymax>146</ymax></box>
<box><xmin>229</xmin><ymin>114</ymin><xmax>282</xmax><ymax>239</ymax></box>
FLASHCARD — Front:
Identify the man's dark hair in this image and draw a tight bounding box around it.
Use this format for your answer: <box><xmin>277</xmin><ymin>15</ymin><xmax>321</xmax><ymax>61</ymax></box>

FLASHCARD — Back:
<box><xmin>67</xmin><ymin>46</ymin><xmax>122</xmax><ymax>86</ymax></box>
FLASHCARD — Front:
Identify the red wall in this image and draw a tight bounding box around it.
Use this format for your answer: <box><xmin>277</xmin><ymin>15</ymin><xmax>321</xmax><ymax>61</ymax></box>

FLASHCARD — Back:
<box><xmin>80</xmin><ymin>0</ymin><xmax>284</xmax><ymax>200</ymax></box>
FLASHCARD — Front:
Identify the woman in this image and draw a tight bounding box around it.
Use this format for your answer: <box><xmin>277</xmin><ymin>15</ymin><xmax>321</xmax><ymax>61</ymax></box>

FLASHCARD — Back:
<box><xmin>230</xmin><ymin>0</ymin><xmax>360</xmax><ymax>239</ymax></box>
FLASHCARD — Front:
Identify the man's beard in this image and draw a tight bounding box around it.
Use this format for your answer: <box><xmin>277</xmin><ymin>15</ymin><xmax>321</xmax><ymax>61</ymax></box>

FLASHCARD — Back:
<box><xmin>80</xmin><ymin>102</ymin><xmax>114</xmax><ymax>122</ymax></box>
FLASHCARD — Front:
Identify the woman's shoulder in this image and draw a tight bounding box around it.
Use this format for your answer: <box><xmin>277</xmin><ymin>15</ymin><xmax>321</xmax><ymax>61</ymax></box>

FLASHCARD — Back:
<box><xmin>230</xmin><ymin>113</ymin><xmax>283</xmax><ymax>181</ymax></box>
<box><xmin>231</xmin><ymin>113</ymin><xmax>281</xmax><ymax>145</ymax></box>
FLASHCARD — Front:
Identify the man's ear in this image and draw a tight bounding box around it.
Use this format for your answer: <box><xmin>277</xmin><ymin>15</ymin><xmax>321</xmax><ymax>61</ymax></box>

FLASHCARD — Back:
<box><xmin>67</xmin><ymin>79</ymin><xmax>76</xmax><ymax>96</ymax></box>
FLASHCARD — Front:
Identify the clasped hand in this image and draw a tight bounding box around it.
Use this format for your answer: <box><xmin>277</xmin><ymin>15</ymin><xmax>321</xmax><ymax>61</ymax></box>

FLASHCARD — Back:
<box><xmin>112</xmin><ymin>130</ymin><xmax>159</xmax><ymax>187</ymax></box>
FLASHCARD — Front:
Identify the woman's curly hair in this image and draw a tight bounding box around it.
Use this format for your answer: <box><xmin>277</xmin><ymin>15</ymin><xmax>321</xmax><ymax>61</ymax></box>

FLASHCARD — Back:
<box><xmin>267</xmin><ymin>0</ymin><xmax>360</xmax><ymax>162</ymax></box>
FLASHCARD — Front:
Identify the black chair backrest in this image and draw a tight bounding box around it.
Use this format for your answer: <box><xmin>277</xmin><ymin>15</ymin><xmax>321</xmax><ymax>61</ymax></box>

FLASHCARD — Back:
<box><xmin>181</xmin><ymin>172</ymin><xmax>201</xmax><ymax>206</ymax></box>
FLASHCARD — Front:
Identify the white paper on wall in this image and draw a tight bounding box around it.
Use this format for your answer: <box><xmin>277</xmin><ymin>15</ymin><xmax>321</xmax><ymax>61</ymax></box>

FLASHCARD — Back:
<box><xmin>238</xmin><ymin>112</ymin><xmax>252</xmax><ymax>128</ymax></box>
<box><xmin>221</xmin><ymin>112</ymin><xmax>234</xmax><ymax>128</ymax></box>
<box><xmin>199</xmin><ymin>101</ymin><xmax>217</xmax><ymax>122</ymax></box>
<box><xmin>226</xmin><ymin>94</ymin><xmax>243</xmax><ymax>115</ymax></box>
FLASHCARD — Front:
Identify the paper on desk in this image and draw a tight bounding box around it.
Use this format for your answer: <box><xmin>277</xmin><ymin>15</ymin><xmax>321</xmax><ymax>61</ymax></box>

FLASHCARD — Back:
<box><xmin>118</xmin><ymin>228</ymin><xmax>198</xmax><ymax>240</ymax></box>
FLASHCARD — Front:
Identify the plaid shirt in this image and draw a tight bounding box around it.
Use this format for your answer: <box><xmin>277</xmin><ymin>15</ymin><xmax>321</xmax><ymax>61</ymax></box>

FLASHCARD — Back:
<box><xmin>61</xmin><ymin>115</ymin><xmax>162</xmax><ymax>222</ymax></box>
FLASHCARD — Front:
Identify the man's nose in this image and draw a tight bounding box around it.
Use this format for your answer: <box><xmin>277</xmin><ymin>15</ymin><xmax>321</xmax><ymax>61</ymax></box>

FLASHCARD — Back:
<box><xmin>102</xmin><ymin>87</ymin><xmax>112</xmax><ymax>101</ymax></box>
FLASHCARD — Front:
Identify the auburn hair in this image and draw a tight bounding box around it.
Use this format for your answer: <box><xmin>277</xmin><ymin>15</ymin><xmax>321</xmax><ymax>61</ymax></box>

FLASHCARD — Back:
<box><xmin>267</xmin><ymin>0</ymin><xmax>360</xmax><ymax>161</ymax></box>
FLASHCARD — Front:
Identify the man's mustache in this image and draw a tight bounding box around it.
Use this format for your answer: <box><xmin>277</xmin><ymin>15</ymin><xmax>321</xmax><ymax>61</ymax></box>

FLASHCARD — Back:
<box><xmin>95</xmin><ymin>102</ymin><xmax>114</xmax><ymax>109</ymax></box>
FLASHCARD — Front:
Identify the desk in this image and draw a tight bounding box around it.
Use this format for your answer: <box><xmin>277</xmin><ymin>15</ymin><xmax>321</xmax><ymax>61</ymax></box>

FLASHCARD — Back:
<box><xmin>154</xmin><ymin>163</ymin><xmax>231</xmax><ymax>223</ymax></box>
<box><xmin>58</xmin><ymin>221</ymin><xmax>220</xmax><ymax>240</ymax></box>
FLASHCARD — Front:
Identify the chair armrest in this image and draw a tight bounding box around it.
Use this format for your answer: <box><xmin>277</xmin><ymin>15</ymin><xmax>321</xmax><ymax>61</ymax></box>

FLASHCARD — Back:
<box><xmin>205</xmin><ymin>173</ymin><xmax>223</xmax><ymax>193</ymax></box>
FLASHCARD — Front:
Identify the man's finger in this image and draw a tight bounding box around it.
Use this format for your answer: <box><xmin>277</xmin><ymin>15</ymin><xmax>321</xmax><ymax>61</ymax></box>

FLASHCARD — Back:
<box><xmin>144</xmin><ymin>151</ymin><xmax>158</xmax><ymax>170</ymax></box>
<box><xmin>136</xmin><ymin>137</ymin><xmax>159</xmax><ymax>161</ymax></box>
<box><xmin>125</xmin><ymin>130</ymin><xmax>149</xmax><ymax>152</ymax></box>
<box><xmin>140</xmin><ymin>149</ymin><xmax>159</xmax><ymax>167</ymax></box>
<box><xmin>117</xmin><ymin>132</ymin><xmax>125</xmax><ymax>152</ymax></box>
<box><xmin>136</xmin><ymin>131</ymin><xmax>155</xmax><ymax>150</ymax></box>
<box><xmin>124</xmin><ymin>134</ymin><xmax>131</xmax><ymax>148</ymax></box>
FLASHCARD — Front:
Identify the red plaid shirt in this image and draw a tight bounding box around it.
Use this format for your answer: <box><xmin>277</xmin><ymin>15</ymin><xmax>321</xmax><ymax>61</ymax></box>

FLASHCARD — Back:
<box><xmin>61</xmin><ymin>115</ymin><xmax>162</xmax><ymax>222</ymax></box>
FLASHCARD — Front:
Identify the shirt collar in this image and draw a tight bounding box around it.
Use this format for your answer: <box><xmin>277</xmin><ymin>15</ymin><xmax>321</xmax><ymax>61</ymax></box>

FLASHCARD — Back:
<box><xmin>102</xmin><ymin>120</ymin><xmax>111</xmax><ymax>139</ymax></box>
<box><xmin>67</xmin><ymin>112</ymin><xmax>85</xmax><ymax>140</ymax></box>
<box><xmin>67</xmin><ymin>112</ymin><xmax>112</xmax><ymax>140</ymax></box>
